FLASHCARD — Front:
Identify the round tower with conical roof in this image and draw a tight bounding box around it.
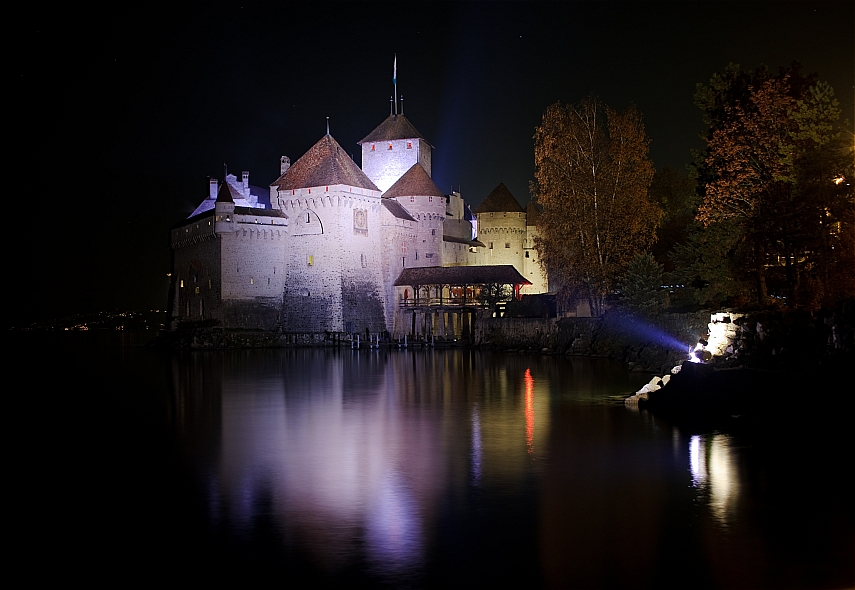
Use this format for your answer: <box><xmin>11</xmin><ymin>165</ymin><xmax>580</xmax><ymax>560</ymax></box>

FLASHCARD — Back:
<box><xmin>383</xmin><ymin>163</ymin><xmax>446</xmax><ymax>268</ymax></box>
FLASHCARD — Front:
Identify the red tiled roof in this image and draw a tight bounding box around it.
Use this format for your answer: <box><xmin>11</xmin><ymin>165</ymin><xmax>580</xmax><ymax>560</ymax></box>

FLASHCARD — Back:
<box><xmin>382</xmin><ymin>163</ymin><xmax>444</xmax><ymax>199</ymax></box>
<box><xmin>272</xmin><ymin>134</ymin><xmax>379</xmax><ymax>191</ymax></box>
<box><xmin>473</xmin><ymin>183</ymin><xmax>525</xmax><ymax>214</ymax></box>
<box><xmin>358</xmin><ymin>114</ymin><xmax>430</xmax><ymax>145</ymax></box>
<box><xmin>382</xmin><ymin>198</ymin><xmax>416</xmax><ymax>221</ymax></box>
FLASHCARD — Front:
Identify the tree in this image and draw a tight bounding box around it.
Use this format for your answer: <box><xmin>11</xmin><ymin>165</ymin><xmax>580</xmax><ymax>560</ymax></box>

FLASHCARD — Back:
<box><xmin>619</xmin><ymin>252</ymin><xmax>666</xmax><ymax>316</ymax></box>
<box><xmin>532</xmin><ymin>96</ymin><xmax>661</xmax><ymax>316</ymax></box>
<box><xmin>669</xmin><ymin>219</ymin><xmax>748</xmax><ymax>307</ymax></box>
<box><xmin>694</xmin><ymin>63</ymin><xmax>854</xmax><ymax>307</ymax></box>
<box><xmin>649</xmin><ymin>165</ymin><xmax>697</xmax><ymax>271</ymax></box>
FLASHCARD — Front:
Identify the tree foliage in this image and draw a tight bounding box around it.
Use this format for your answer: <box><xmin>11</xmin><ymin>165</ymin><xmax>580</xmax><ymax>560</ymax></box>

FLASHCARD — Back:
<box><xmin>532</xmin><ymin>96</ymin><xmax>661</xmax><ymax>316</ymax></box>
<box><xmin>619</xmin><ymin>252</ymin><xmax>665</xmax><ymax>316</ymax></box>
<box><xmin>649</xmin><ymin>166</ymin><xmax>697</xmax><ymax>271</ymax></box>
<box><xmin>670</xmin><ymin>219</ymin><xmax>748</xmax><ymax>307</ymax></box>
<box><xmin>694</xmin><ymin>63</ymin><xmax>854</xmax><ymax>307</ymax></box>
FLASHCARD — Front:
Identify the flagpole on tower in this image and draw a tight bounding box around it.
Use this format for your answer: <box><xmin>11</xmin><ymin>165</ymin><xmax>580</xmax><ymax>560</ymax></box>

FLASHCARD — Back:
<box><xmin>393</xmin><ymin>54</ymin><xmax>397</xmax><ymax>115</ymax></box>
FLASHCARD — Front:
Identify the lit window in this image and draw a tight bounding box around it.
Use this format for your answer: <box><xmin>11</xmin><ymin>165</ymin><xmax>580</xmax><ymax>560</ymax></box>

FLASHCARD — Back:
<box><xmin>250</xmin><ymin>278</ymin><xmax>254</xmax><ymax>284</ymax></box>
<box><xmin>407</xmin><ymin>142</ymin><xmax>412</xmax><ymax>149</ymax></box>
<box><xmin>371</xmin><ymin>144</ymin><xmax>375</xmax><ymax>151</ymax></box>
<box><xmin>388</xmin><ymin>143</ymin><xmax>393</xmax><ymax>150</ymax></box>
<box><xmin>180</xmin><ymin>279</ymin><xmax>184</xmax><ymax>288</ymax></box>
<box><xmin>195</xmin><ymin>287</ymin><xmax>200</xmax><ymax>294</ymax></box>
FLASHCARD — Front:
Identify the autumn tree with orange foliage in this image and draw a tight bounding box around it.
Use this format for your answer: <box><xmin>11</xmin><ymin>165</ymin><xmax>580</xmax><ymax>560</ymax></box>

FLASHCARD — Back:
<box><xmin>532</xmin><ymin>97</ymin><xmax>661</xmax><ymax>316</ymax></box>
<box><xmin>695</xmin><ymin>64</ymin><xmax>854</xmax><ymax>307</ymax></box>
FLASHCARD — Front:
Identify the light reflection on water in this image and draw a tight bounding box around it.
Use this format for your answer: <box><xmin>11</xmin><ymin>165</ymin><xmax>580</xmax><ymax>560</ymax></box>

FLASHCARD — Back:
<box><xmin>689</xmin><ymin>434</ymin><xmax>740</xmax><ymax>528</ymax></box>
<box><xmin>153</xmin><ymin>347</ymin><xmax>853</xmax><ymax>587</ymax></box>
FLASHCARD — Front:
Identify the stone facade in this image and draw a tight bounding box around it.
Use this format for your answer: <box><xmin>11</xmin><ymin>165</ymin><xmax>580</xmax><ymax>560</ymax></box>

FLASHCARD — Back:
<box><xmin>168</xmin><ymin>108</ymin><xmax>549</xmax><ymax>334</ymax></box>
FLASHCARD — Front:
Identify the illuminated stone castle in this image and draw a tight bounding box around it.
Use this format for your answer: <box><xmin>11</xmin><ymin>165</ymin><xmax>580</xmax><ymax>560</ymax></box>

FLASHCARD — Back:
<box><xmin>168</xmin><ymin>107</ymin><xmax>548</xmax><ymax>336</ymax></box>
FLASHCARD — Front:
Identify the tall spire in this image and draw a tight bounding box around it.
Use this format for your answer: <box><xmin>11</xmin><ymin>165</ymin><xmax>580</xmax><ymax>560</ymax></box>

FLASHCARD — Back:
<box><xmin>393</xmin><ymin>54</ymin><xmax>398</xmax><ymax>115</ymax></box>
<box><xmin>326</xmin><ymin>116</ymin><xmax>330</xmax><ymax>136</ymax></box>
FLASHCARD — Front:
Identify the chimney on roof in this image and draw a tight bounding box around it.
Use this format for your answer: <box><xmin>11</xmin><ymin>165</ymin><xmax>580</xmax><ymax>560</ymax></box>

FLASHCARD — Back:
<box><xmin>280</xmin><ymin>156</ymin><xmax>290</xmax><ymax>175</ymax></box>
<box><xmin>209</xmin><ymin>178</ymin><xmax>218</xmax><ymax>200</ymax></box>
<box><xmin>242</xmin><ymin>171</ymin><xmax>249</xmax><ymax>192</ymax></box>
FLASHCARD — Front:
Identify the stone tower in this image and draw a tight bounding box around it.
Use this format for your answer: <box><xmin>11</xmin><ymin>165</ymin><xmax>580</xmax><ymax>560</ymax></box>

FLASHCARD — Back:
<box><xmin>358</xmin><ymin>114</ymin><xmax>433</xmax><ymax>193</ymax></box>
<box><xmin>270</xmin><ymin>133</ymin><xmax>387</xmax><ymax>335</ymax></box>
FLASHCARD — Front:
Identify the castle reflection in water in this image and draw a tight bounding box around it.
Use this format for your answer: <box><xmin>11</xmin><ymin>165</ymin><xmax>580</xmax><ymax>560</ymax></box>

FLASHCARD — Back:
<box><xmin>164</xmin><ymin>348</ymin><xmax>849</xmax><ymax>587</ymax></box>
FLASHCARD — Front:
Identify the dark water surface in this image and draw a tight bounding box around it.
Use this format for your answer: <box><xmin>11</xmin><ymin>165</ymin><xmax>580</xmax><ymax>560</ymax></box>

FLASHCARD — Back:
<box><xmin>21</xmin><ymin>333</ymin><xmax>853</xmax><ymax>587</ymax></box>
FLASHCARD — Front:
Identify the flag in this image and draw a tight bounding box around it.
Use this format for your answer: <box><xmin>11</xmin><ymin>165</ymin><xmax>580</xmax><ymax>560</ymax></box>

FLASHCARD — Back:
<box><xmin>393</xmin><ymin>55</ymin><xmax>397</xmax><ymax>86</ymax></box>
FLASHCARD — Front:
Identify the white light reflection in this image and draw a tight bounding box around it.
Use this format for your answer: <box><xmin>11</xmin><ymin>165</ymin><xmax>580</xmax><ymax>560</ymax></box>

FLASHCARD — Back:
<box><xmin>688</xmin><ymin>433</ymin><xmax>740</xmax><ymax>527</ymax></box>
<box><xmin>365</xmin><ymin>470</ymin><xmax>423</xmax><ymax>574</ymax></box>
<box><xmin>689</xmin><ymin>435</ymin><xmax>705</xmax><ymax>486</ymax></box>
<box><xmin>471</xmin><ymin>403</ymin><xmax>482</xmax><ymax>484</ymax></box>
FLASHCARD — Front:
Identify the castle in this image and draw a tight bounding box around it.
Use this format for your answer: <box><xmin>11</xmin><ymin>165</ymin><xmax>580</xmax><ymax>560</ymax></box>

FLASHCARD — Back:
<box><xmin>168</xmin><ymin>105</ymin><xmax>549</xmax><ymax>338</ymax></box>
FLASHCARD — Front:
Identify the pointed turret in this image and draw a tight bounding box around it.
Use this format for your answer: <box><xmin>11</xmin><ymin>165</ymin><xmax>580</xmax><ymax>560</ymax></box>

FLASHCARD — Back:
<box><xmin>474</xmin><ymin>183</ymin><xmax>525</xmax><ymax>214</ymax></box>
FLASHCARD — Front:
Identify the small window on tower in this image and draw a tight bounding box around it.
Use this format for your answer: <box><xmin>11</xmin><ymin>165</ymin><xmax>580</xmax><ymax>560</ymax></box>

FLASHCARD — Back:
<box><xmin>407</xmin><ymin>142</ymin><xmax>412</xmax><ymax>149</ymax></box>
<box><xmin>525</xmin><ymin>251</ymin><xmax>530</xmax><ymax>258</ymax></box>
<box><xmin>489</xmin><ymin>242</ymin><xmax>494</xmax><ymax>249</ymax></box>
<box><xmin>371</xmin><ymin>144</ymin><xmax>375</xmax><ymax>151</ymax></box>
<box><xmin>388</xmin><ymin>143</ymin><xmax>393</xmax><ymax>150</ymax></box>
<box><xmin>505</xmin><ymin>243</ymin><xmax>511</xmax><ymax>248</ymax></box>
<box><xmin>410</xmin><ymin>196</ymin><xmax>415</xmax><ymax>202</ymax></box>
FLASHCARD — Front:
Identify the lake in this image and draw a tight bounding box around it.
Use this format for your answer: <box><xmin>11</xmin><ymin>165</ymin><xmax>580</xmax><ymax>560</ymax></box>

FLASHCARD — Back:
<box><xmin>19</xmin><ymin>334</ymin><xmax>853</xmax><ymax>587</ymax></box>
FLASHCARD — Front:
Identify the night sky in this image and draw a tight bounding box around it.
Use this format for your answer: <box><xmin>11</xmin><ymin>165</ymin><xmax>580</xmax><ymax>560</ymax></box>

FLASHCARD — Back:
<box><xmin>11</xmin><ymin>1</ymin><xmax>852</xmax><ymax>327</ymax></box>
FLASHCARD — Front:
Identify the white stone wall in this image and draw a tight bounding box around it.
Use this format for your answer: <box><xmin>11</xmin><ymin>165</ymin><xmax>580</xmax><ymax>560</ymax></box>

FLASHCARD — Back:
<box><xmin>441</xmin><ymin>240</ymin><xmax>472</xmax><ymax>266</ymax></box>
<box><xmin>475</xmin><ymin>211</ymin><xmax>527</xmax><ymax>267</ymax></box>
<box><xmin>395</xmin><ymin>195</ymin><xmax>444</xmax><ymax>267</ymax></box>
<box><xmin>362</xmin><ymin>138</ymin><xmax>429</xmax><ymax>193</ymax></box>
<box><xmin>522</xmin><ymin>225</ymin><xmax>548</xmax><ymax>294</ymax></box>
<box><xmin>220</xmin><ymin>224</ymin><xmax>287</xmax><ymax>301</ymax></box>
<box><xmin>279</xmin><ymin>185</ymin><xmax>387</xmax><ymax>334</ymax></box>
<box><xmin>172</xmin><ymin>221</ymin><xmax>221</xmax><ymax>325</ymax></box>
<box><xmin>380</xmin><ymin>208</ymin><xmax>418</xmax><ymax>332</ymax></box>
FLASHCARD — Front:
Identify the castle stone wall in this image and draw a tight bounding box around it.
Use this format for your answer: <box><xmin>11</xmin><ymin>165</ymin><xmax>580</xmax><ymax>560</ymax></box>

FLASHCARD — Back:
<box><xmin>363</xmin><ymin>138</ymin><xmax>428</xmax><ymax>193</ymax></box>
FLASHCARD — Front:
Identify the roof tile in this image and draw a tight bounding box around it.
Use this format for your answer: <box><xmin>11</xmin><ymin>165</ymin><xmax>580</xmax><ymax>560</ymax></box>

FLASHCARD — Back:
<box><xmin>473</xmin><ymin>183</ymin><xmax>525</xmax><ymax>214</ymax></box>
<box><xmin>383</xmin><ymin>163</ymin><xmax>444</xmax><ymax>199</ymax></box>
<box><xmin>272</xmin><ymin>134</ymin><xmax>379</xmax><ymax>191</ymax></box>
<box><xmin>358</xmin><ymin>114</ymin><xmax>430</xmax><ymax>145</ymax></box>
